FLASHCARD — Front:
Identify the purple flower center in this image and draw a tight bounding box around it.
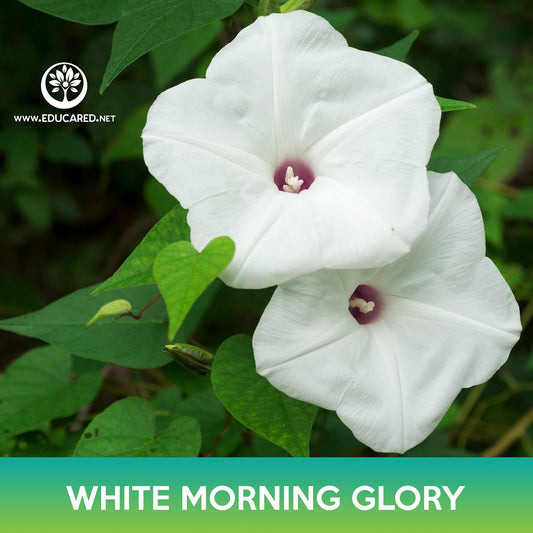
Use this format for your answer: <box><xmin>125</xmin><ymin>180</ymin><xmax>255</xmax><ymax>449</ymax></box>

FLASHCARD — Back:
<box><xmin>348</xmin><ymin>284</ymin><xmax>384</xmax><ymax>325</ymax></box>
<box><xmin>273</xmin><ymin>159</ymin><xmax>315</xmax><ymax>193</ymax></box>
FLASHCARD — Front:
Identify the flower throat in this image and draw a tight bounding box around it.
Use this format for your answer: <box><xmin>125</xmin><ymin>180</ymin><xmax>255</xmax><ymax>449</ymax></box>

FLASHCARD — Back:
<box><xmin>274</xmin><ymin>160</ymin><xmax>315</xmax><ymax>193</ymax></box>
<box><xmin>349</xmin><ymin>285</ymin><xmax>384</xmax><ymax>325</ymax></box>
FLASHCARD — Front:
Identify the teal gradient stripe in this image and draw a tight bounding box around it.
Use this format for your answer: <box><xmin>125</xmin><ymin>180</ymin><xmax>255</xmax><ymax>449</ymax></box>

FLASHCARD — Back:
<box><xmin>0</xmin><ymin>458</ymin><xmax>531</xmax><ymax>533</ymax></box>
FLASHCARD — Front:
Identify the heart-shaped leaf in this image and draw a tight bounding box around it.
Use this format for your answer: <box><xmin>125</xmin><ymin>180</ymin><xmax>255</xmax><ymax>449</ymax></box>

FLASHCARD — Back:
<box><xmin>153</xmin><ymin>237</ymin><xmax>235</xmax><ymax>341</ymax></box>
<box><xmin>73</xmin><ymin>397</ymin><xmax>201</xmax><ymax>457</ymax></box>
<box><xmin>211</xmin><ymin>334</ymin><xmax>317</xmax><ymax>457</ymax></box>
<box><xmin>0</xmin><ymin>346</ymin><xmax>102</xmax><ymax>438</ymax></box>
<box><xmin>153</xmin><ymin>388</ymin><xmax>240</xmax><ymax>456</ymax></box>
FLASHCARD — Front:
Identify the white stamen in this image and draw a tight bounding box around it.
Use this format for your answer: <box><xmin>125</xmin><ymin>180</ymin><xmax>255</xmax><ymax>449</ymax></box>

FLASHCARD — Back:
<box><xmin>349</xmin><ymin>297</ymin><xmax>375</xmax><ymax>314</ymax></box>
<box><xmin>282</xmin><ymin>166</ymin><xmax>304</xmax><ymax>193</ymax></box>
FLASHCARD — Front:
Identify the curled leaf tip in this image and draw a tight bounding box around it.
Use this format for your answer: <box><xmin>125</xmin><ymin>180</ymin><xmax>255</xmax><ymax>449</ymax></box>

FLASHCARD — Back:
<box><xmin>85</xmin><ymin>299</ymin><xmax>132</xmax><ymax>329</ymax></box>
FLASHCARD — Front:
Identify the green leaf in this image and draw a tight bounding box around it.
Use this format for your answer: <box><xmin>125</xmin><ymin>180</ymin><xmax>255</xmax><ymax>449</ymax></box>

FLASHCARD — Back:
<box><xmin>437</xmin><ymin>97</ymin><xmax>531</xmax><ymax>183</ymax></box>
<box><xmin>18</xmin><ymin>0</ymin><xmax>135</xmax><ymax>25</ymax></box>
<box><xmin>93</xmin><ymin>205</ymin><xmax>189</xmax><ymax>295</ymax></box>
<box><xmin>474</xmin><ymin>187</ymin><xmax>508</xmax><ymax>249</ymax></box>
<box><xmin>73</xmin><ymin>397</ymin><xmax>201</xmax><ymax>457</ymax></box>
<box><xmin>85</xmin><ymin>299</ymin><xmax>132</xmax><ymax>328</ymax></box>
<box><xmin>150</xmin><ymin>21</ymin><xmax>221</xmax><ymax>90</ymax></box>
<box><xmin>143</xmin><ymin>176</ymin><xmax>177</xmax><ymax>217</ymax></box>
<box><xmin>436</xmin><ymin>96</ymin><xmax>477</xmax><ymax>112</ymax></box>
<box><xmin>211</xmin><ymin>335</ymin><xmax>317</xmax><ymax>457</ymax></box>
<box><xmin>153</xmin><ymin>237</ymin><xmax>235</xmax><ymax>340</ymax></box>
<box><xmin>100</xmin><ymin>0</ymin><xmax>244</xmax><ymax>93</ymax></box>
<box><xmin>428</xmin><ymin>146</ymin><xmax>504</xmax><ymax>187</ymax></box>
<box><xmin>0</xmin><ymin>437</ymin><xmax>15</xmax><ymax>456</ymax></box>
<box><xmin>177</xmin><ymin>279</ymin><xmax>223</xmax><ymax>343</ymax></box>
<box><xmin>436</xmin><ymin>403</ymin><xmax>461</xmax><ymax>431</ymax></box>
<box><xmin>0</xmin><ymin>346</ymin><xmax>102</xmax><ymax>438</ymax></box>
<box><xmin>101</xmin><ymin>105</ymin><xmax>149</xmax><ymax>165</ymax></box>
<box><xmin>154</xmin><ymin>388</ymin><xmax>238</xmax><ymax>455</ymax></box>
<box><xmin>280</xmin><ymin>0</ymin><xmax>317</xmax><ymax>13</ymax></box>
<box><xmin>174</xmin><ymin>389</ymin><xmax>231</xmax><ymax>455</ymax></box>
<box><xmin>489</xmin><ymin>63</ymin><xmax>523</xmax><ymax>115</ymax></box>
<box><xmin>42</xmin><ymin>131</ymin><xmax>94</xmax><ymax>166</ymax></box>
<box><xmin>164</xmin><ymin>364</ymin><xmax>211</xmax><ymax>395</ymax></box>
<box><xmin>360</xmin><ymin>0</ymin><xmax>433</xmax><ymax>28</ymax></box>
<box><xmin>0</xmin><ymin>285</ymin><xmax>172</xmax><ymax>369</ymax></box>
<box><xmin>501</xmin><ymin>189</ymin><xmax>533</xmax><ymax>221</ymax></box>
<box><xmin>376</xmin><ymin>30</ymin><xmax>419</xmax><ymax>61</ymax></box>
<box><xmin>7</xmin><ymin>427</ymin><xmax>83</xmax><ymax>457</ymax></box>
<box><xmin>258</xmin><ymin>0</ymin><xmax>280</xmax><ymax>15</ymax></box>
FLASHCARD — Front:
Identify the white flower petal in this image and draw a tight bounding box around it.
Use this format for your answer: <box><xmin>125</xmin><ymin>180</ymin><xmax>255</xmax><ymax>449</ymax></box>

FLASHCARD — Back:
<box><xmin>253</xmin><ymin>171</ymin><xmax>521</xmax><ymax>453</ymax></box>
<box><xmin>253</xmin><ymin>270</ymin><xmax>365</xmax><ymax>409</ymax></box>
<box><xmin>377</xmin><ymin>172</ymin><xmax>487</xmax><ymax>295</ymax></box>
<box><xmin>186</xmin><ymin>188</ymin><xmax>286</xmax><ymax>288</ymax></box>
<box><xmin>308</xmin><ymin>82</ymin><xmax>439</xmax><ymax>170</ymax></box>
<box><xmin>313</xmin><ymin>165</ymin><xmax>431</xmax><ymax>261</ymax></box>
<box><xmin>221</xmin><ymin>175</ymin><xmax>415</xmax><ymax>287</ymax></box>
<box><xmin>206</xmin><ymin>11</ymin><xmax>344</xmax><ymax>156</ymax></box>
<box><xmin>209</xmin><ymin>12</ymin><xmax>439</xmax><ymax>161</ymax></box>
<box><xmin>143</xmin><ymin>11</ymin><xmax>439</xmax><ymax>288</ymax></box>
<box><xmin>337</xmin><ymin>281</ymin><xmax>520</xmax><ymax>453</ymax></box>
<box><xmin>190</xmin><ymin>167</ymin><xmax>421</xmax><ymax>288</ymax></box>
<box><xmin>143</xmin><ymin>78</ymin><xmax>273</xmax><ymax>208</ymax></box>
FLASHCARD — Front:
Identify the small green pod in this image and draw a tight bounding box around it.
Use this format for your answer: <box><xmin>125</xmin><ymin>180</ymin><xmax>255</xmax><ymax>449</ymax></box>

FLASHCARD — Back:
<box><xmin>163</xmin><ymin>343</ymin><xmax>215</xmax><ymax>375</ymax></box>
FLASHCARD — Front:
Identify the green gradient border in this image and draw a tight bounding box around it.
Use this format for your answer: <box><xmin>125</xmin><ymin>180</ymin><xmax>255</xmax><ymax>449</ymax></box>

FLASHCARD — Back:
<box><xmin>0</xmin><ymin>458</ymin><xmax>531</xmax><ymax>532</ymax></box>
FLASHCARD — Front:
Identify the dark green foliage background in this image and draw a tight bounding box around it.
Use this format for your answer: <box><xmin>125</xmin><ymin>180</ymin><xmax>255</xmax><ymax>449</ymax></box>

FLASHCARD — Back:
<box><xmin>1</xmin><ymin>0</ymin><xmax>532</xmax><ymax>457</ymax></box>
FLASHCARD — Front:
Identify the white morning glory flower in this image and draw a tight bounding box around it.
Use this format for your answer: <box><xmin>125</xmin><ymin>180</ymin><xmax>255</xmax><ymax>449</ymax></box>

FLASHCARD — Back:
<box><xmin>143</xmin><ymin>11</ymin><xmax>441</xmax><ymax>289</ymax></box>
<box><xmin>253</xmin><ymin>172</ymin><xmax>522</xmax><ymax>453</ymax></box>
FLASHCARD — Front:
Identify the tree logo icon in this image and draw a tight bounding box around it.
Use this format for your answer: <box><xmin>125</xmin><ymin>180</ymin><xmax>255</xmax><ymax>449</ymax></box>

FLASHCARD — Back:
<box><xmin>40</xmin><ymin>62</ymin><xmax>88</xmax><ymax>110</ymax></box>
